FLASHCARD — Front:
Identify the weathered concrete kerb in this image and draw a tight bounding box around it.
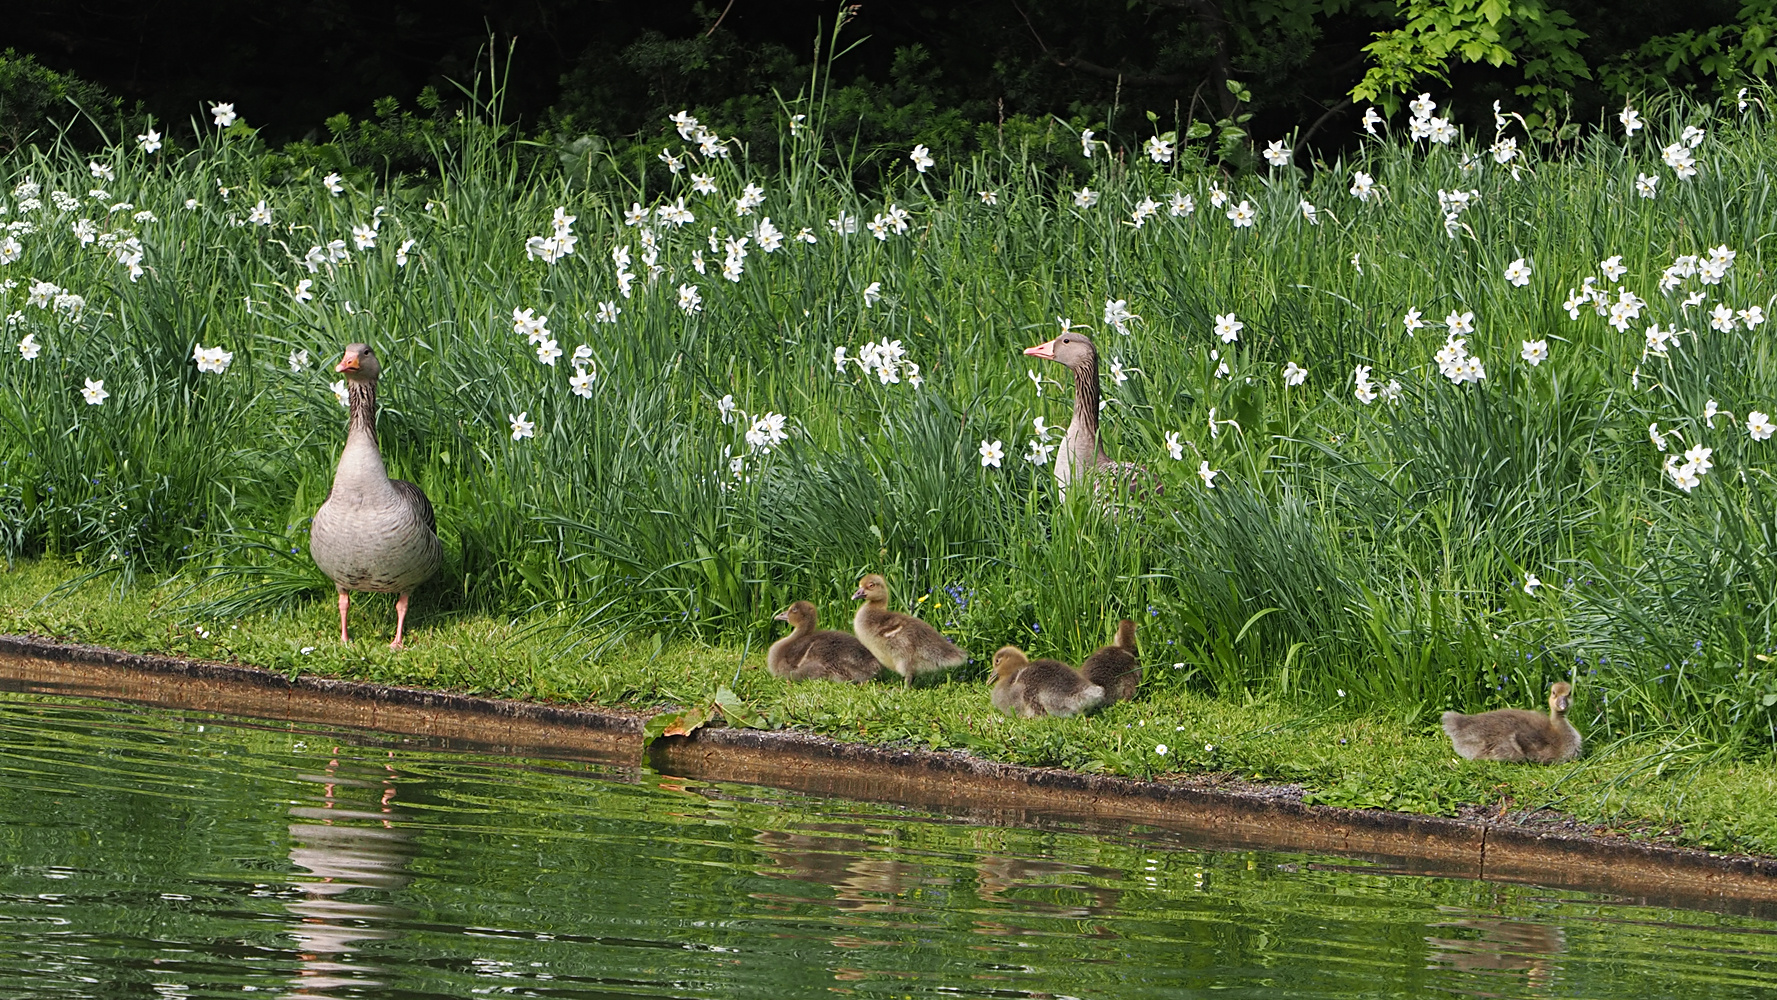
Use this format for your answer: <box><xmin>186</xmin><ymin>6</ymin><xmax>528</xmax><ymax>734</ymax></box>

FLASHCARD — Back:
<box><xmin>4</xmin><ymin>632</ymin><xmax>1776</xmax><ymax>915</ymax></box>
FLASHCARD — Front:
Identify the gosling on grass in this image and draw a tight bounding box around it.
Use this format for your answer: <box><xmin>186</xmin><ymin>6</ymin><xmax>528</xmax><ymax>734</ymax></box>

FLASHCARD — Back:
<box><xmin>851</xmin><ymin>574</ymin><xmax>970</xmax><ymax>685</ymax></box>
<box><xmin>767</xmin><ymin>601</ymin><xmax>885</xmax><ymax>683</ymax></box>
<box><xmin>1081</xmin><ymin>619</ymin><xmax>1141</xmax><ymax>705</ymax></box>
<box><xmin>990</xmin><ymin>646</ymin><xmax>1105</xmax><ymax>719</ymax></box>
<box><xmin>1442</xmin><ymin>682</ymin><xmax>1582</xmax><ymax>764</ymax></box>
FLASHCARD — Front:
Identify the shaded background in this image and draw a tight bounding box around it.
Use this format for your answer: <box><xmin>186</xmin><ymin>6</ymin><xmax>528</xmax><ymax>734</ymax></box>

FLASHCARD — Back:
<box><xmin>0</xmin><ymin>0</ymin><xmax>1750</xmax><ymax>158</ymax></box>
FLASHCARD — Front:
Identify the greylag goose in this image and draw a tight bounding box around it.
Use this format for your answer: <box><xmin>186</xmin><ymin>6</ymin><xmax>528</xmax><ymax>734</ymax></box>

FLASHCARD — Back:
<box><xmin>768</xmin><ymin>601</ymin><xmax>886</xmax><ymax>682</ymax></box>
<box><xmin>851</xmin><ymin>574</ymin><xmax>969</xmax><ymax>685</ymax></box>
<box><xmin>309</xmin><ymin>344</ymin><xmax>442</xmax><ymax>649</ymax></box>
<box><xmin>1081</xmin><ymin>619</ymin><xmax>1141</xmax><ymax>704</ymax></box>
<box><xmin>1442</xmin><ymin>682</ymin><xmax>1582</xmax><ymax>763</ymax></box>
<box><xmin>1024</xmin><ymin>331</ymin><xmax>1156</xmax><ymax>498</ymax></box>
<box><xmin>990</xmin><ymin>645</ymin><xmax>1104</xmax><ymax>718</ymax></box>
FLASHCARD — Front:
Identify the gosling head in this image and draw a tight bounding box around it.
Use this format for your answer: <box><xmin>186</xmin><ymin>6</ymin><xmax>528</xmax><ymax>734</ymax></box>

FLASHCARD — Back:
<box><xmin>1113</xmin><ymin>619</ymin><xmax>1137</xmax><ymax>650</ymax></box>
<box><xmin>1023</xmin><ymin>331</ymin><xmax>1097</xmax><ymax>372</ymax></box>
<box><xmin>335</xmin><ymin>343</ymin><xmax>382</xmax><ymax>383</ymax></box>
<box><xmin>851</xmin><ymin>574</ymin><xmax>888</xmax><ymax>603</ymax></box>
<box><xmin>1548</xmin><ymin>681</ymin><xmax>1573</xmax><ymax>716</ymax></box>
<box><xmin>991</xmin><ymin>645</ymin><xmax>1030</xmax><ymax>684</ymax></box>
<box><xmin>774</xmin><ymin>600</ymin><xmax>817</xmax><ymax>629</ymax></box>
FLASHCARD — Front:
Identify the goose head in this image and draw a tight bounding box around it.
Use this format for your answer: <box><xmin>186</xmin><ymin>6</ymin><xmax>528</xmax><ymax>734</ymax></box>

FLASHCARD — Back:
<box><xmin>1023</xmin><ymin>331</ymin><xmax>1097</xmax><ymax>372</ymax></box>
<box><xmin>851</xmin><ymin>574</ymin><xmax>888</xmax><ymax>603</ymax></box>
<box><xmin>1548</xmin><ymin>681</ymin><xmax>1572</xmax><ymax>716</ymax></box>
<box><xmin>991</xmin><ymin>645</ymin><xmax>1030</xmax><ymax>684</ymax></box>
<box><xmin>1113</xmin><ymin>618</ymin><xmax>1137</xmax><ymax>649</ymax></box>
<box><xmin>774</xmin><ymin>600</ymin><xmax>817</xmax><ymax>629</ymax></box>
<box><xmin>335</xmin><ymin>343</ymin><xmax>382</xmax><ymax>384</ymax></box>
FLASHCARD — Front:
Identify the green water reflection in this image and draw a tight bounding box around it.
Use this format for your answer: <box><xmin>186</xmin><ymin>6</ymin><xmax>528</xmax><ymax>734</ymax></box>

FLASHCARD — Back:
<box><xmin>0</xmin><ymin>693</ymin><xmax>1774</xmax><ymax>998</ymax></box>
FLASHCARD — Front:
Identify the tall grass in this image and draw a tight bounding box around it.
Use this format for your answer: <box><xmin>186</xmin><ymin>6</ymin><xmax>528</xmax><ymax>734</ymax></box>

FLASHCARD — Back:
<box><xmin>3</xmin><ymin>88</ymin><xmax>1776</xmax><ymax>747</ymax></box>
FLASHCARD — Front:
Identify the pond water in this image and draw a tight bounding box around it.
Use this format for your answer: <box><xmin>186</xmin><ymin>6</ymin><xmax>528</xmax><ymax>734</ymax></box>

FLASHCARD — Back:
<box><xmin>1</xmin><ymin>694</ymin><xmax>1776</xmax><ymax>999</ymax></box>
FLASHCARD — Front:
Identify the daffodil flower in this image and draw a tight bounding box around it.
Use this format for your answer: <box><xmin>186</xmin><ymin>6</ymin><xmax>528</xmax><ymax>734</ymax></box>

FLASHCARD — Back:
<box><xmin>979</xmin><ymin>439</ymin><xmax>1004</xmax><ymax>468</ymax></box>
<box><xmin>81</xmin><ymin>377</ymin><xmax>108</xmax><ymax>405</ymax></box>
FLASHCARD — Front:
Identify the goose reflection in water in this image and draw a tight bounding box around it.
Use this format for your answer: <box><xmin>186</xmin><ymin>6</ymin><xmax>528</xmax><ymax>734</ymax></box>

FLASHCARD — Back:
<box><xmin>1427</xmin><ymin>911</ymin><xmax>1566</xmax><ymax>993</ymax></box>
<box><xmin>283</xmin><ymin>747</ymin><xmax>411</xmax><ymax>999</ymax></box>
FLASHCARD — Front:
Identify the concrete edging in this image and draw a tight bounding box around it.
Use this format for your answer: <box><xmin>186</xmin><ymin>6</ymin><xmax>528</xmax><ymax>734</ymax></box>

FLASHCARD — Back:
<box><xmin>2</xmin><ymin>632</ymin><xmax>1775</xmax><ymax>914</ymax></box>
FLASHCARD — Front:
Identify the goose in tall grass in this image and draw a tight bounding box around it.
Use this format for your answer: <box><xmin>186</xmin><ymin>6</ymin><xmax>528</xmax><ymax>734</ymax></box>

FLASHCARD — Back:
<box><xmin>1442</xmin><ymin>682</ymin><xmax>1582</xmax><ymax>763</ymax></box>
<box><xmin>1081</xmin><ymin>619</ymin><xmax>1141</xmax><ymax>704</ymax></box>
<box><xmin>309</xmin><ymin>344</ymin><xmax>441</xmax><ymax>649</ymax></box>
<box><xmin>990</xmin><ymin>645</ymin><xmax>1104</xmax><ymax>718</ymax></box>
<box><xmin>851</xmin><ymin>574</ymin><xmax>969</xmax><ymax>685</ymax></box>
<box><xmin>1023</xmin><ymin>330</ymin><xmax>1156</xmax><ymax>498</ymax></box>
<box><xmin>768</xmin><ymin>601</ymin><xmax>885</xmax><ymax>682</ymax></box>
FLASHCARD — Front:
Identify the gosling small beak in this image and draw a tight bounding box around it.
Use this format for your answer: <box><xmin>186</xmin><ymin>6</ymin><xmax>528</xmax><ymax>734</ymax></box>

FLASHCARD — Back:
<box><xmin>335</xmin><ymin>351</ymin><xmax>361</xmax><ymax>373</ymax></box>
<box><xmin>1023</xmin><ymin>338</ymin><xmax>1057</xmax><ymax>360</ymax></box>
<box><xmin>1555</xmin><ymin>694</ymin><xmax>1570</xmax><ymax>712</ymax></box>
<box><xmin>851</xmin><ymin>587</ymin><xmax>867</xmax><ymax>600</ymax></box>
<box><xmin>773</xmin><ymin>609</ymin><xmax>790</xmax><ymax>622</ymax></box>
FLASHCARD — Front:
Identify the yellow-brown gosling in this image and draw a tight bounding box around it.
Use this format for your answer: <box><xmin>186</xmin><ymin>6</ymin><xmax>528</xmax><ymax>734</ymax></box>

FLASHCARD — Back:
<box><xmin>1442</xmin><ymin>682</ymin><xmax>1582</xmax><ymax>763</ymax></box>
<box><xmin>767</xmin><ymin>601</ymin><xmax>885</xmax><ymax>683</ymax></box>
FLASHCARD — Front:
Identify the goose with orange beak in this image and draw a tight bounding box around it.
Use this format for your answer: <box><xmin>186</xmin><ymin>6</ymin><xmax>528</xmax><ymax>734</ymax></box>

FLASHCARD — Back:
<box><xmin>1024</xmin><ymin>330</ymin><xmax>1155</xmax><ymax>498</ymax></box>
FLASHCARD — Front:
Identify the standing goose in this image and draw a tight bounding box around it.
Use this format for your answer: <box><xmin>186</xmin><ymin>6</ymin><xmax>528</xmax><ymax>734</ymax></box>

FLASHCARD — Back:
<box><xmin>851</xmin><ymin>574</ymin><xmax>969</xmax><ymax>685</ymax></box>
<box><xmin>1081</xmin><ymin>619</ymin><xmax>1141</xmax><ymax>705</ymax></box>
<box><xmin>309</xmin><ymin>344</ymin><xmax>441</xmax><ymax>649</ymax></box>
<box><xmin>1442</xmin><ymin>682</ymin><xmax>1582</xmax><ymax>763</ymax></box>
<box><xmin>1023</xmin><ymin>331</ymin><xmax>1156</xmax><ymax>498</ymax></box>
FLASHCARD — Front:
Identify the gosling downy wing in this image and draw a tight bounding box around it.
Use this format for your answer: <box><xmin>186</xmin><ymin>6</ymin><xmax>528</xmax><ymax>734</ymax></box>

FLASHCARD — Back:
<box><xmin>1082</xmin><ymin>620</ymin><xmax>1140</xmax><ymax>704</ymax></box>
<box><xmin>797</xmin><ymin>631</ymin><xmax>888</xmax><ymax>682</ymax></box>
<box><xmin>1015</xmin><ymin>659</ymin><xmax>1105</xmax><ymax>718</ymax></box>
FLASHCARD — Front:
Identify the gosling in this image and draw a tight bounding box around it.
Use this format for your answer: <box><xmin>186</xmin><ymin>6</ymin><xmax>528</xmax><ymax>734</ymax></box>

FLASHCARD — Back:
<box><xmin>767</xmin><ymin>601</ymin><xmax>885</xmax><ymax>683</ymax></box>
<box><xmin>851</xmin><ymin>574</ymin><xmax>970</xmax><ymax>685</ymax></box>
<box><xmin>990</xmin><ymin>645</ymin><xmax>1105</xmax><ymax>719</ymax></box>
<box><xmin>1081</xmin><ymin>619</ymin><xmax>1141</xmax><ymax>704</ymax></box>
<box><xmin>1442</xmin><ymin>681</ymin><xmax>1582</xmax><ymax>764</ymax></box>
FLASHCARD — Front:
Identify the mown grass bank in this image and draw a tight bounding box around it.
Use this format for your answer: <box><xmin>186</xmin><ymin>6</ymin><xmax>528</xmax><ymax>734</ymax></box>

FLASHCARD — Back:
<box><xmin>7</xmin><ymin>558</ymin><xmax>1777</xmax><ymax>859</ymax></box>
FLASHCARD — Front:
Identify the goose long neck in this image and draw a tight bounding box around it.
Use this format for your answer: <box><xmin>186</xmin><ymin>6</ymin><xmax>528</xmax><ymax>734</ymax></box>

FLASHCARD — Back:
<box><xmin>334</xmin><ymin>378</ymin><xmax>395</xmax><ymax>498</ymax></box>
<box><xmin>1068</xmin><ymin>356</ymin><xmax>1100</xmax><ymax>442</ymax></box>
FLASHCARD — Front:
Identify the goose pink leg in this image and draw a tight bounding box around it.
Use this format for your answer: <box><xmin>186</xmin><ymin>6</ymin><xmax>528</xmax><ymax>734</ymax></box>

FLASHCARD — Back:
<box><xmin>390</xmin><ymin>592</ymin><xmax>411</xmax><ymax>650</ymax></box>
<box><xmin>337</xmin><ymin>590</ymin><xmax>352</xmax><ymax>644</ymax></box>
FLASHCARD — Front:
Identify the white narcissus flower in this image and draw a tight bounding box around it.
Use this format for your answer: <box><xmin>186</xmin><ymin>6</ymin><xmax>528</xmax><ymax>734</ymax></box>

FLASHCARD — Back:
<box><xmin>1620</xmin><ymin>104</ymin><xmax>1643</xmax><ymax>135</ymax></box>
<box><xmin>979</xmin><ymin>439</ymin><xmax>1004</xmax><ymax>468</ymax></box>
<box><xmin>1523</xmin><ymin>572</ymin><xmax>1541</xmax><ymax>596</ymax></box>
<box><xmin>536</xmin><ymin>338</ymin><xmax>562</xmax><ymax>366</ymax></box>
<box><xmin>1213</xmin><ymin>312</ymin><xmax>1243</xmax><ymax>343</ymax></box>
<box><xmin>1445</xmin><ymin>310</ymin><xmax>1475</xmax><ymax>335</ymax></box>
<box><xmin>1168</xmin><ymin>192</ymin><xmax>1194</xmax><ymax>216</ymax></box>
<box><xmin>678</xmin><ymin>283</ymin><xmax>702</xmax><ymax>314</ymax></box>
<box><xmin>1748</xmin><ymin>410</ymin><xmax>1775</xmax><ymax>441</ymax></box>
<box><xmin>596</xmin><ymin>300</ymin><xmax>620</xmax><ymax>324</ymax></box>
<box><xmin>509</xmin><ymin>412</ymin><xmax>535</xmax><ymax>441</ymax></box>
<box><xmin>81</xmin><ymin>377</ymin><xmax>108</xmax><ymax>405</ymax></box>
<box><xmin>1521</xmin><ymin>340</ymin><xmax>1549</xmax><ymax>365</ymax></box>
<box><xmin>1024</xmin><ymin>439</ymin><xmax>1055</xmax><ymax>465</ymax></box>
<box><xmin>1165</xmin><ymin>431</ymin><xmax>1184</xmax><ymax>461</ymax></box>
<box><xmin>1361</xmin><ymin>107</ymin><xmax>1381</xmax><ymax>133</ymax></box>
<box><xmin>908</xmin><ymin>144</ymin><xmax>934</xmax><ymax>173</ymax></box>
<box><xmin>1197</xmin><ymin>460</ymin><xmax>1219</xmax><ymax>489</ymax></box>
<box><xmin>1350</xmin><ymin>171</ymin><xmax>1375</xmax><ymax>202</ymax></box>
<box><xmin>569</xmin><ymin>367</ymin><xmax>595</xmax><ymax>398</ymax></box>
<box><xmin>1282</xmin><ymin>361</ymin><xmax>1306</xmax><ymax>386</ymax></box>
<box><xmin>1299</xmin><ymin>200</ymin><xmax>1318</xmax><ymax>224</ymax></box>
<box><xmin>331</xmin><ymin>380</ymin><xmax>349</xmax><ymax>407</ymax></box>
<box><xmin>1226</xmin><ymin>200</ymin><xmax>1256</xmax><ymax>227</ymax></box>
<box><xmin>396</xmin><ymin>239</ymin><xmax>416</xmax><ymax>267</ymax></box>
<box><xmin>1636</xmin><ymin>173</ymin><xmax>1658</xmax><ymax>198</ymax></box>
<box><xmin>1073</xmin><ymin>187</ymin><xmax>1098</xmax><ymax>208</ymax></box>
<box><xmin>1080</xmin><ymin>128</ymin><xmax>1095</xmax><ymax>158</ymax></box>
<box><xmin>288</xmin><ymin>349</ymin><xmax>308</xmax><ymax>372</ymax></box>
<box><xmin>863</xmin><ymin>281</ymin><xmax>882</xmax><ymax>307</ymax></box>
<box><xmin>978</xmin><ymin>190</ymin><xmax>998</xmax><ymax>205</ymax></box>
<box><xmin>1403</xmin><ymin>308</ymin><xmax>1424</xmax><ymax>334</ymax></box>
<box><xmin>192</xmin><ymin>344</ymin><xmax>233</xmax><ymax>374</ymax></box>
<box><xmin>1145</xmin><ymin>135</ymin><xmax>1174</xmax><ymax>163</ymax></box>
<box><xmin>323</xmin><ymin>172</ymin><xmax>344</xmax><ymax>196</ymax></box>
<box><xmin>1262</xmin><ymin>140</ymin><xmax>1291</xmax><ymax>167</ymax></box>
<box><xmin>18</xmin><ymin>332</ymin><xmax>41</xmax><ymax>360</ymax></box>
<box><xmin>1649</xmin><ymin>422</ymin><xmax>1667</xmax><ymax>452</ymax></box>
<box><xmin>1503</xmin><ymin>257</ymin><xmax>1532</xmax><ymax>286</ymax></box>
<box><xmin>247</xmin><ymin>200</ymin><xmax>271</xmax><ymax>226</ymax></box>
<box><xmin>211</xmin><ymin>102</ymin><xmax>237</xmax><ymax>127</ymax></box>
<box><xmin>137</xmin><ymin>128</ymin><xmax>161</xmax><ymax>152</ymax></box>
<box><xmin>1600</xmin><ymin>255</ymin><xmax>1627</xmax><ymax>282</ymax></box>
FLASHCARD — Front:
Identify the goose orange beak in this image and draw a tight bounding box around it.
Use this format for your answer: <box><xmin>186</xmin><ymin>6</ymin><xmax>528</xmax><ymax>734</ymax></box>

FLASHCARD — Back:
<box><xmin>1023</xmin><ymin>338</ymin><xmax>1057</xmax><ymax>360</ymax></box>
<box><xmin>335</xmin><ymin>351</ymin><xmax>361</xmax><ymax>373</ymax></box>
